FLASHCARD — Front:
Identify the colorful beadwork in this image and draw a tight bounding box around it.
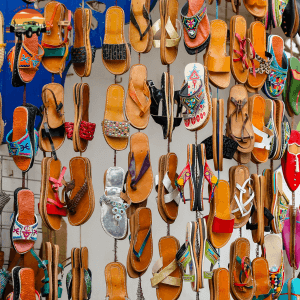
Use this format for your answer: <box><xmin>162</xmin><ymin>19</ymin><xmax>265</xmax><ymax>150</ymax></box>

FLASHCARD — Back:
<box><xmin>175</xmin><ymin>163</ymin><xmax>191</xmax><ymax>203</ymax></box>
<box><xmin>103</xmin><ymin>120</ymin><xmax>129</xmax><ymax>138</ymax></box>
<box><xmin>269</xmin><ymin>255</ymin><xmax>284</xmax><ymax>298</ymax></box>
<box><xmin>12</xmin><ymin>214</ymin><xmax>38</xmax><ymax>242</ymax></box>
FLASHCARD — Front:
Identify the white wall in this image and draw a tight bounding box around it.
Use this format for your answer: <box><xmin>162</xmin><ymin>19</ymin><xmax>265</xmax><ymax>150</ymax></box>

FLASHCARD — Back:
<box><xmin>1</xmin><ymin>0</ymin><xmax>300</xmax><ymax>299</ymax></box>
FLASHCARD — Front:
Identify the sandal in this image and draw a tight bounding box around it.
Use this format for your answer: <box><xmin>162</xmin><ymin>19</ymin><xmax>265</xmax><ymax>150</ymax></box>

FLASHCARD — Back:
<box><xmin>102</xmin><ymin>84</ymin><xmax>129</xmax><ymax>151</ymax></box>
<box><xmin>125</xmin><ymin>64</ymin><xmax>151</xmax><ymax>130</ymax></box>
<box><xmin>180</xmin><ymin>0</ymin><xmax>210</xmax><ymax>55</ymax></box>
<box><xmin>72</xmin><ymin>8</ymin><xmax>93</xmax><ymax>77</ymax></box>
<box><xmin>99</xmin><ymin>167</ymin><xmax>130</xmax><ymax>239</ymax></box>
<box><xmin>230</xmin><ymin>15</ymin><xmax>248</xmax><ymax>84</ymax></box>
<box><xmin>39</xmin><ymin>157</ymin><xmax>67</xmax><ymax>231</ymax></box>
<box><xmin>65</xmin><ymin>156</ymin><xmax>95</xmax><ymax>226</ymax></box>
<box><xmin>204</xmin><ymin>19</ymin><xmax>231</xmax><ymax>89</ymax></box>
<box><xmin>126</xmin><ymin>132</ymin><xmax>153</xmax><ymax>204</ymax></box>
<box><xmin>229</xmin><ymin>166</ymin><xmax>254</xmax><ymax>229</ymax></box>
<box><xmin>66</xmin><ymin>248</ymin><xmax>80</xmax><ymax>300</ymax></box>
<box><xmin>52</xmin><ymin>244</ymin><xmax>64</xmax><ymax>300</ymax></box>
<box><xmin>79</xmin><ymin>247</ymin><xmax>92</xmax><ymax>300</ymax></box>
<box><xmin>207</xmin><ymin>180</ymin><xmax>234</xmax><ymax>249</ymax></box>
<box><xmin>263</xmin><ymin>35</ymin><xmax>288</xmax><ymax>99</ymax></box>
<box><xmin>262</xmin><ymin>170</ymin><xmax>275</xmax><ymax>233</ymax></box>
<box><xmin>42</xmin><ymin>1</ymin><xmax>72</xmax><ymax>75</ymax></box>
<box><xmin>11</xmin><ymin>188</ymin><xmax>38</xmax><ymax>254</ymax></box>
<box><xmin>229</xmin><ymin>238</ymin><xmax>255</xmax><ymax>300</ymax></box>
<box><xmin>243</xmin><ymin>0</ymin><xmax>267</xmax><ymax>17</ymax></box>
<box><xmin>6</xmin><ymin>105</ymin><xmax>40</xmax><ymax>172</ymax></box>
<box><xmin>129</xmin><ymin>0</ymin><xmax>153</xmax><ymax>53</ymax></box>
<box><xmin>265</xmin><ymin>99</ymin><xmax>278</xmax><ymax>160</ymax></box>
<box><xmin>226</xmin><ymin>85</ymin><xmax>254</xmax><ymax>154</ymax></box>
<box><xmin>281</xmin><ymin>0</ymin><xmax>300</xmax><ymax>37</ymax></box>
<box><xmin>209</xmin><ymin>268</ymin><xmax>230</xmax><ymax>300</ymax></box>
<box><xmin>249</xmin><ymin>95</ymin><xmax>273</xmax><ymax>164</ymax></box>
<box><xmin>39</xmin><ymin>83</ymin><xmax>66</xmax><ymax>156</ymax></box>
<box><xmin>102</xmin><ymin>6</ymin><xmax>131</xmax><ymax>75</ymax></box>
<box><xmin>105</xmin><ymin>262</ymin><xmax>129</xmax><ymax>299</ymax></box>
<box><xmin>151</xmin><ymin>236</ymin><xmax>182</xmax><ymax>299</ymax></box>
<box><xmin>180</xmin><ymin>63</ymin><xmax>211</xmax><ymax>131</ymax></box>
<box><xmin>156</xmin><ymin>153</ymin><xmax>181</xmax><ymax>224</ymax></box>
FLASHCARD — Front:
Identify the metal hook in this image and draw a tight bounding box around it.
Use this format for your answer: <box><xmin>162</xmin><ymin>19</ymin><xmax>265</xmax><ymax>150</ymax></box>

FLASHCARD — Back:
<box><xmin>115</xmin><ymin>75</ymin><xmax>122</xmax><ymax>84</ymax></box>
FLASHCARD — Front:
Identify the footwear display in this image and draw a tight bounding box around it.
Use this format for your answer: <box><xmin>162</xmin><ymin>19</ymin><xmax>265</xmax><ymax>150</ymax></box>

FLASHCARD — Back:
<box><xmin>1</xmin><ymin>1</ymin><xmax>298</xmax><ymax>299</ymax></box>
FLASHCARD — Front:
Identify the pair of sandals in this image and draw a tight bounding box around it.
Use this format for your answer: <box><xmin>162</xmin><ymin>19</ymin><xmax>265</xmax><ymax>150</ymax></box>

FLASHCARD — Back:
<box><xmin>6</xmin><ymin>104</ymin><xmax>41</xmax><ymax>172</ymax></box>
<box><xmin>148</xmin><ymin>72</ymin><xmax>182</xmax><ymax>140</ymax></box>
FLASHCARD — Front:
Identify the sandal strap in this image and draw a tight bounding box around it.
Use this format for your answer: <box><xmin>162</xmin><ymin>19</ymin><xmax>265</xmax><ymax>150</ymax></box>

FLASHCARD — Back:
<box><xmin>253</xmin><ymin>125</ymin><xmax>273</xmax><ymax>150</ymax></box>
<box><xmin>83</xmin><ymin>269</ymin><xmax>92</xmax><ymax>300</ymax></box>
<box><xmin>130</xmin><ymin>5</ymin><xmax>152</xmax><ymax>41</ymax></box>
<box><xmin>65</xmin><ymin>122</ymin><xmax>74</xmax><ymax>140</ymax></box>
<box><xmin>231</xmin><ymin>177</ymin><xmax>254</xmax><ymax>217</ymax></box>
<box><xmin>205</xmin><ymin>240</ymin><xmax>220</xmax><ymax>266</ymax></box>
<box><xmin>71</xmin><ymin>46</ymin><xmax>87</xmax><ymax>63</ymax></box>
<box><xmin>175</xmin><ymin>162</ymin><xmax>191</xmax><ymax>203</ymax></box>
<box><xmin>12</xmin><ymin>214</ymin><xmax>38</xmax><ymax>242</ymax></box>
<box><xmin>233</xmin><ymin>33</ymin><xmax>249</xmax><ymax>70</ymax></box>
<box><xmin>163</xmin><ymin>172</ymin><xmax>181</xmax><ymax>206</ymax></box>
<box><xmin>176</xmin><ymin>243</ymin><xmax>195</xmax><ymax>282</ymax></box>
<box><xmin>151</xmin><ymin>258</ymin><xmax>181</xmax><ymax>287</ymax></box>
<box><xmin>18</xmin><ymin>43</ymin><xmax>44</xmax><ymax>70</ymax></box>
<box><xmin>103</xmin><ymin>120</ymin><xmax>130</xmax><ymax>138</ymax></box>
<box><xmin>249</xmin><ymin>51</ymin><xmax>272</xmax><ymax>76</ymax></box>
<box><xmin>42</xmin><ymin>88</ymin><xmax>63</xmax><ymax>116</ymax></box>
<box><xmin>181</xmin><ymin>1</ymin><xmax>207</xmax><ymax>39</ymax></box>
<box><xmin>233</xmin><ymin>256</ymin><xmax>253</xmax><ymax>291</ymax></box>
<box><xmin>43</xmin><ymin>122</ymin><xmax>58</xmax><ymax>160</ymax></box>
<box><xmin>79</xmin><ymin>121</ymin><xmax>96</xmax><ymax>141</ymax></box>
<box><xmin>128</xmin><ymin>81</ymin><xmax>151</xmax><ymax>117</ymax></box>
<box><xmin>65</xmin><ymin>180</ymin><xmax>88</xmax><ymax>215</ymax></box>
<box><xmin>129</xmin><ymin>152</ymin><xmax>151</xmax><ymax>190</ymax></box>
<box><xmin>102</xmin><ymin>43</ymin><xmax>129</xmax><ymax>60</ymax></box>
<box><xmin>132</xmin><ymin>227</ymin><xmax>151</xmax><ymax>260</ymax></box>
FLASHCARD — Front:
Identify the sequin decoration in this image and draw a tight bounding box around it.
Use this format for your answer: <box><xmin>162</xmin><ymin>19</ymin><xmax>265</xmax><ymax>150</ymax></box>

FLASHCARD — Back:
<box><xmin>103</xmin><ymin>120</ymin><xmax>130</xmax><ymax>138</ymax></box>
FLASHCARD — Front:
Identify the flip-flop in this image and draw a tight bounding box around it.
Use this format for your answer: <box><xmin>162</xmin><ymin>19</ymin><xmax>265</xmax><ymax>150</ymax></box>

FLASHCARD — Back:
<box><xmin>102</xmin><ymin>84</ymin><xmax>129</xmax><ymax>151</ymax></box>
<box><xmin>151</xmin><ymin>236</ymin><xmax>182</xmax><ymax>300</ymax></box>
<box><xmin>99</xmin><ymin>167</ymin><xmax>130</xmax><ymax>239</ymax></box>
<box><xmin>229</xmin><ymin>165</ymin><xmax>254</xmax><ymax>229</ymax></box>
<box><xmin>105</xmin><ymin>262</ymin><xmax>129</xmax><ymax>300</ymax></box>
<box><xmin>102</xmin><ymin>6</ymin><xmax>131</xmax><ymax>75</ymax></box>
<box><xmin>226</xmin><ymin>85</ymin><xmax>254</xmax><ymax>154</ymax></box>
<box><xmin>129</xmin><ymin>0</ymin><xmax>153</xmax><ymax>53</ymax></box>
<box><xmin>209</xmin><ymin>268</ymin><xmax>230</xmax><ymax>300</ymax></box>
<box><xmin>130</xmin><ymin>207</ymin><xmax>153</xmax><ymax>274</ymax></box>
<box><xmin>263</xmin><ymin>35</ymin><xmax>288</xmax><ymax>99</ymax></box>
<box><xmin>39</xmin><ymin>83</ymin><xmax>66</xmax><ymax>155</ymax></box>
<box><xmin>212</xmin><ymin>98</ymin><xmax>224</xmax><ymax>171</ymax></box>
<box><xmin>246</xmin><ymin>22</ymin><xmax>271</xmax><ymax>92</ymax></box>
<box><xmin>249</xmin><ymin>95</ymin><xmax>273</xmax><ymax>164</ymax></box>
<box><xmin>11</xmin><ymin>188</ymin><xmax>37</xmax><ymax>254</ymax></box>
<box><xmin>42</xmin><ymin>1</ymin><xmax>72</xmax><ymax>75</ymax></box>
<box><xmin>252</xmin><ymin>257</ymin><xmax>273</xmax><ymax>300</ymax></box>
<box><xmin>204</xmin><ymin>19</ymin><xmax>231</xmax><ymax>89</ymax></box>
<box><xmin>125</xmin><ymin>64</ymin><xmax>151</xmax><ymax>130</ymax></box>
<box><xmin>180</xmin><ymin>63</ymin><xmax>211</xmax><ymax>131</ymax></box>
<box><xmin>230</xmin><ymin>15</ymin><xmax>248</xmax><ymax>84</ymax></box>
<box><xmin>65</xmin><ymin>156</ymin><xmax>95</xmax><ymax>226</ymax></box>
<box><xmin>264</xmin><ymin>234</ymin><xmax>284</xmax><ymax>298</ymax></box>
<box><xmin>181</xmin><ymin>0</ymin><xmax>210</xmax><ymax>55</ymax></box>
<box><xmin>40</xmin><ymin>157</ymin><xmax>67</xmax><ymax>231</ymax></box>
<box><xmin>207</xmin><ymin>180</ymin><xmax>234</xmax><ymax>249</ymax></box>
<box><xmin>126</xmin><ymin>132</ymin><xmax>153</xmax><ymax>204</ymax></box>
<box><xmin>229</xmin><ymin>238</ymin><xmax>255</xmax><ymax>300</ymax></box>
<box><xmin>243</xmin><ymin>0</ymin><xmax>267</xmax><ymax>17</ymax></box>
<box><xmin>72</xmin><ymin>8</ymin><xmax>93</xmax><ymax>77</ymax></box>
<box><xmin>79</xmin><ymin>247</ymin><xmax>92</xmax><ymax>300</ymax></box>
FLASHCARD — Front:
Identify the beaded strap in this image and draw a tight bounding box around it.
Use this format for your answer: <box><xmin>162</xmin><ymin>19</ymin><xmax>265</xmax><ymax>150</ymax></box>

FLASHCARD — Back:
<box><xmin>65</xmin><ymin>122</ymin><xmax>74</xmax><ymax>140</ymax></box>
<box><xmin>12</xmin><ymin>214</ymin><xmax>38</xmax><ymax>242</ymax></box>
<box><xmin>103</xmin><ymin>120</ymin><xmax>130</xmax><ymax>138</ymax></box>
<box><xmin>249</xmin><ymin>52</ymin><xmax>273</xmax><ymax>75</ymax></box>
<box><xmin>71</xmin><ymin>47</ymin><xmax>87</xmax><ymax>63</ymax></box>
<box><xmin>79</xmin><ymin>121</ymin><xmax>96</xmax><ymax>141</ymax></box>
<box><xmin>102</xmin><ymin>44</ymin><xmax>128</xmax><ymax>61</ymax></box>
<box><xmin>133</xmin><ymin>227</ymin><xmax>151</xmax><ymax>260</ymax></box>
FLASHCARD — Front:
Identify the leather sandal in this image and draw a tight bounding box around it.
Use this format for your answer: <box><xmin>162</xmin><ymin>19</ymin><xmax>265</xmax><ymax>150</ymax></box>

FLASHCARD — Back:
<box><xmin>226</xmin><ymin>85</ymin><xmax>254</xmax><ymax>154</ymax></box>
<box><xmin>180</xmin><ymin>0</ymin><xmax>210</xmax><ymax>55</ymax></box>
<box><xmin>72</xmin><ymin>8</ymin><xmax>94</xmax><ymax>77</ymax></box>
<box><xmin>39</xmin><ymin>83</ymin><xmax>66</xmax><ymax>155</ymax></box>
<box><xmin>246</xmin><ymin>22</ymin><xmax>271</xmax><ymax>92</ymax></box>
<box><xmin>229</xmin><ymin>238</ymin><xmax>255</xmax><ymax>300</ymax></box>
<box><xmin>151</xmin><ymin>236</ymin><xmax>183</xmax><ymax>300</ymax></box>
<box><xmin>42</xmin><ymin>1</ymin><xmax>72</xmax><ymax>75</ymax></box>
<box><xmin>125</xmin><ymin>64</ymin><xmax>151</xmax><ymax>130</ymax></box>
<box><xmin>65</xmin><ymin>156</ymin><xmax>95</xmax><ymax>226</ymax></box>
<box><xmin>207</xmin><ymin>180</ymin><xmax>234</xmax><ymax>249</ymax></box>
<box><xmin>126</xmin><ymin>132</ymin><xmax>153</xmax><ymax>204</ymax></box>
<box><xmin>209</xmin><ymin>268</ymin><xmax>230</xmax><ymax>300</ymax></box>
<box><xmin>52</xmin><ymin>244</ymin><xmax>64</xmax><ymax>300</ymax></box>
<box><xmin>11</xmin><ymin>188</ymin><xmax>37</xmax><ymax>254</ymax></box>
<box><xmin>243</xmin><ymin>0</ymin><xmax>267</xmax><ymax>18</ymax></box>
<box><xmin>180</xmin><ymin>63</ymin><xmax>211</xmax><ymax>131</ymax></box>
<box><xmin>229</xmin><ymin>166</ymin><xmax>254</xmax><ymax>229</ymax></box>
<box><xmin>102</xmin><ymin>6</ymin><xmax>131</xmax><ymax>75</ymax></box>
<box><xmin>249</xmin><ymin>95</ymin><xmax>273</xmax><ymax>164</ymax></box>
<box><xmin>102</xmin><ymin>84</ymin><xmax>129</xmax><ymax>151</ymax></box>
<box><xmin>204</xmin><ymin>19</ymin><xmax>230</xmax><ymax>89</ymax></box>
<box><xmin>105</xmin><ymin>262</ymin><xmax>129</xmax><ymax>300</ymax></box>
<box><xmin>129</xmin><ymin>0</ymin><xmax>153</xmax><ymax>53</ymax></box>
<box><xmin>230</xmin><ymin>15</ymin><xmax>248</xmax><ymax>84</ymax></box>
<box><xmin>39</xmin><ymin>157</ymin><xmax>67</xmax><ymax>231</ymax></box>
<box><xmin>79</xmin><ymin>247</ymin><xmax>92</xmax><ymax>300</ymax></box>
